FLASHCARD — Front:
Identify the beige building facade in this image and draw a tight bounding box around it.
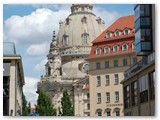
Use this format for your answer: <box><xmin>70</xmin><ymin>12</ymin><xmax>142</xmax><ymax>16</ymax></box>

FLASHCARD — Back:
<box><xmin>87</xmin><ymin>15</ymin><xmax>140</xmax><ymax>116</ymax></box>
<box><xmin>3</xmin><ymin>42</ymin><xmax>25</xmax><ymax>116</ymax></box>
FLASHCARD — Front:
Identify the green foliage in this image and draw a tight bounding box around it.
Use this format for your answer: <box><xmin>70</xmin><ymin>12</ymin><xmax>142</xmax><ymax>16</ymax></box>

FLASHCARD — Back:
<box><xmin>61</xmin><ymin>90</ymin><xmax>74</xmax><ymax>116</ymax></box>
<box><xmin>28</xmin><ymin>102</ymin><xmax>31</xmax><ymax>114</ymax></box>
<box><xmin>22</xmin><ymin>93</ymin><xmax>30</xmax><ymax>116</ymax></box>
<box><xmin>35</xmin><ymin>90</ymin><xmax>56</xmax><ymax>116</ymax></box>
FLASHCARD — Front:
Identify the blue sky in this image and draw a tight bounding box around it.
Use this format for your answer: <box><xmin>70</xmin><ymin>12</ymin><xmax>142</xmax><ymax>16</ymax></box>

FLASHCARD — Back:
<box><xmin>3</xmin><ymin>4</ymin><xmax>134</xmax><ymax>107</ymax></box>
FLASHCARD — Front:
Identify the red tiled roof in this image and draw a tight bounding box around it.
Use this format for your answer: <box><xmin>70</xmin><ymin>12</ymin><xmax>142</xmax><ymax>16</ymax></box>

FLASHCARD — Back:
<box><xmin>88</xmin><ymin>15</ymin><xmax>135</xmax><ymax>59</ymax></box>
<box><xmin>93</xmin><ymin>15</ymin><xmax>134</xmax><ymax>43</ymax></box>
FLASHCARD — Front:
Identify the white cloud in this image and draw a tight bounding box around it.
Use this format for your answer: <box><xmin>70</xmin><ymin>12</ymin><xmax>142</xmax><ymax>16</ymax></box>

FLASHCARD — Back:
<box><xmin>26</xmin><ymin>42</ymin><xmax>49</xmax><ymax>56</ymax></box>
<box><xmin>93</xmin><ymin>6</ymin><xmax>121</xmax><ymax>28</ymax></box>
<box><xmin>23</xmin><ymin>76</ymin><xmax>39</xmax><ymax>107</ymax></box>
<box><xmin>34</xmin><ymin>59</ymin><xmax>47</xmax><ymax>72</ymax></box>
<box><xmin>4</xmin><ymin>8</ymin><xmax>70</xmax><ymax>45</ymax></box>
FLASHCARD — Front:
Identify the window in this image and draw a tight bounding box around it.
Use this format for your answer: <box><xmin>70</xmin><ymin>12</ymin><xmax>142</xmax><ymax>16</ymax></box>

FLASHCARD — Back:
<box><xmin>124</xmin><ymin>29</ymin><xmax>129</xmax><ymax>35</ymax></box>
<box><xmin>97</xmin><ymin>93</ymin><xmax>101</xmax><ymax>104</ymax></box>
<box><xmin>115</xmin><ymin>30</ymin><xmax>120</xmax><ymax>37</ymax></box>
<box><xmin>105</xmin><ymin>75</ymin><xmax>110</xmax><ymax>86</ymax></box>
<box><xmin>96</xmin><ymin>48</ymin><xmax>101</xmax><ymax>55</ymax></box>
<box><xmin>139</xmin><ymin>74</ymin><xmax>148</xmax><ymax>103</ymax></box>
<box><xmin>124</xmin><ymin>85</ymin><xmax>130</xmax><ymax>108</ymax></box>
<box><xmin>106</xmin><ymin>92</ymin><xmax>110</xmax><ymax>102</ymax></box>
<box><xmin>87</xmin><ymin>103</ymin><xmax>90</xmax><ymax>110</ymax></box>
<box><xmin>114</xmin><ymin>74</ymin><xmax>119</xmax><ymax>85</ymax></box>
<box><xmin>82</xmin><ymin>34</ymin><xmax>88</xmax><ymax>44</ymax></box>
<box><xmin>106</xmin><ymin>32</ymin><xmax>111</xmax><ymax>38</ymax></box>
<box><xmin>131</xmin><ymin>81</ymin><xmax>138</xmax><ymax>106</ymax></box>
<box><xmin>114</xmin><ymin>60</ymin><xmax>118</xmax><ymax>67</ymax></box>
<box><xmin>98</xmin><ymin>111</ymin><xmax>102</xmax><ymax>116</ymax></box>
<box><xmin>62</xmin><ymin>34</ymin><xmax>68</xmax><ymax>46</ymax></box>
<box><xmin>149</xmin><ymin>71</ymin><xmax>155</xmax><ymax>100</ymax></box>
<box><xmin>96</xmin><ymin>62</ymin><xmax>101</xmax><ymax>69</ymax></box>
<box><xmin>106</xmin><ymin>111</ymin><xmax>110</xmax><ymax>116</ymax></box>
<box><xmin>48</xmin><ymin>67</ymin><xmax>51</xmax><ymax>76</ymax></box>
<box><xmin>123</xmin><ymin>59</ymin><xmax>128</xmax><ymax>66</ymax></box>
<box><xmin>97</xmin><ymin>76</ymin><xmax>101</xmax><ymax>86</ymax></box>
<box><xmin>113</xmin><ymin>45</ymin><xmax>119</xmax><ymax>53</ymax></box>
<box><xmin>115</xmin><ymin>92</ymin><xmax>119</xmax><ymax>102</ymax></box>
<box><xmin>81</xmin><ymin>7</ymin><xmax>85</xmax><ymax>11</ymax></box>
<box><xmin>132</xmin><ymin>42</ymin><xmax>135</xmax><ymax>49</ymax></box>
<box><xmin>104</xmin><ymin>46</ymin><xmax>110</xmax><ymax>54</ymax></box>
<box><xmin>133</xmin><ymin>57</ymin><xmax>137</xmax><ymax>65</ymax></box>
<box><xmin>115</xmin><ymin>111</ymin><xmax>120</xmax><ymax>116</ymax></box>
<box><xmin>122</xmin><ymin>44</ymin><xmax>128</xmax><ymax>51</ymax></box>
<box><xmin>105</xmin><ymin>61</ymin><xmax>109</xmax><ymax>68</ymax></box>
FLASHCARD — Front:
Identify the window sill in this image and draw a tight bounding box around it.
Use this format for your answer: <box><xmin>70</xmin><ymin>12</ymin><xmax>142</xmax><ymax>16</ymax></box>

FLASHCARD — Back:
<box><xmin>106</xmin><ymin>101</ymin><xmax>110</xmax><ymax>103</ymax></box>
<box><xmin>115</xmin><ymin>101</ymin><xmax>119</xmax><ymax>103</ymax></box>
<box><xmin>97</xmin><ymin>102</ymin><xmax>101</xmax><ymax>104</ymax></box>
<box><xmin>96</xmin><ymin>85</ymin><xmax>101</xmax><ymax>87</ymax></box>
<box><xmin>105</xmin><ymin>84</ymin><xmax>109</xmax><ymax>86</ymax></box>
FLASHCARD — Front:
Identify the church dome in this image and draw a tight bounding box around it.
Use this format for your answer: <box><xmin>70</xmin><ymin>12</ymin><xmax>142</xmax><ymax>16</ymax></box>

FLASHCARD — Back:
<box><xmin>57</xmin><ymin>4</ymin><xmax>105</xmax><ymax>49</ymax></box>
<box><xmin>56</xmin><ymin>4</ymin><xmax>105</xmax><ymax>79</ymax></box>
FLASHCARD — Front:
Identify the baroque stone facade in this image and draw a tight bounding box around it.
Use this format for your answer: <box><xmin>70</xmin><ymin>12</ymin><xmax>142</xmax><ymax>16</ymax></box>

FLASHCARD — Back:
<box><xmin>37</xmin><ymin>4</ymin><xmax>105</xmax><ymax>116</ymax></box>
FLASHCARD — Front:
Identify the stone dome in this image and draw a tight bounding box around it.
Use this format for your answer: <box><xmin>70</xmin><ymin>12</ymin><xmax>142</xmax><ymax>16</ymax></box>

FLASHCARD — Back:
<box><xmin>56</xmin><ymin>4</ymin><xmax>105</xmax><ymax>79</ymax></box>
<box><xmin>57</xmin><ymin>4</ymin><xmax>105</xmax><ymax>48</ymax></box>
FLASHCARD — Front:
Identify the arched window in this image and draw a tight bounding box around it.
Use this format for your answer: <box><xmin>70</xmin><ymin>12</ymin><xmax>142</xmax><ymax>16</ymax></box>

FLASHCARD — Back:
<box><xmin>104</xmin><ymin>46</ymin><xmax>110</xmax><ymax>54</ymax></box>
<box><xmin>106</xmin><ymin>32</ymin><xmax>111</xmax><ymax>38</ymax></box>
<box><xmin>48</xmin><ymin>67</ymin><xmax>51</xmax><ymax>76</ymax></box>
<box><xmin>113</xmin><ymin>45</ymin><xmax>119</xmax><ymax>53</ymax></box>
<box><xmin>62</xmin><ymin>34</ymin><xmax>69</xmax><ymax>46</ymax></box>
<box><xmin>82</xmin><ymin>33</ymin><xmax>89</xmax><ymax>45</ymax></box>
<box><xmin>132</xmin><ymin>42</ymin><xmax>135</xmax><ymax>49</ymax></box>
<box><xmin>122</xmin><ymin>43</ymin><xmax>128</xmax><ymax>51</ymax></box>
<box><xmin>124</xmin><ymin>29</ymin><xmax>130</xmax><ymax>35</ymax></box>
<box><xmin>115</xmin><ymin>30</ymin><xmax>120</xmax><ymax>37</ymax></box>
<box><xmin>96</xmin><ymin>48</ymin><xmax>101</xmax><ymax>55</ymax></box>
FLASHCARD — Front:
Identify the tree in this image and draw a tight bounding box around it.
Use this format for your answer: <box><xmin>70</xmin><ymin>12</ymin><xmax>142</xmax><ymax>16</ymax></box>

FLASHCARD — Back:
<box><xmin>61</xmin><ymin>90</ymin><xmax>74</xmax><ymax>116</ymax></box>
<box><xmin>28</xmin><ymin>102</ymin><xmax>31</xmax><ymax>114</ymax></box>
<box><xmin>35</xmin><ymin>90</ymin><xmax>56</xmax><ymax>116</ymax></box>
<box><xmin>22</xmin><ymin>93</ymin><xmax>29</xmax><ymax>116</ymax></box>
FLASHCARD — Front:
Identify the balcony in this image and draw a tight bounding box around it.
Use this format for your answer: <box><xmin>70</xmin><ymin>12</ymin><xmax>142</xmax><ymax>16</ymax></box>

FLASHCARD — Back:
<box><xmin>124</xmin><ymin>52</ymin><xmax>155</xmax><ymax>79</ymax></box>
<box><xmin>3</xmin><ymin>42</ymin><xmax>16</xmax><ymax>55</ymax></box>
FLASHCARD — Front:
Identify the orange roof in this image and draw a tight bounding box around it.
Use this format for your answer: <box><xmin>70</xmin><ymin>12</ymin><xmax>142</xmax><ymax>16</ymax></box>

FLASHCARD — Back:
<box><xmin>93</xmin><ymin>15</ymin><xmax>134</xmax><ymax>43</ymax></box>
<box><xmin>88</xmin><ymin>15</ymin><xmax>135</xmax><ymax>59</ymax></box>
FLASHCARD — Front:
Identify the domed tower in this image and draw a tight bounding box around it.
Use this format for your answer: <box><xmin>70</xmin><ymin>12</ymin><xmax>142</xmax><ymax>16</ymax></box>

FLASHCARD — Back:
<box><xmin>57</xmin><ymin>4</ymin><xmax>105</xmax><ymax>79</ymax></box>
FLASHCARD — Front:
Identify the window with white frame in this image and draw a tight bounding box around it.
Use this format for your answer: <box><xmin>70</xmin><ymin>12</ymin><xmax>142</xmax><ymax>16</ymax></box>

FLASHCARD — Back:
<box><xmin>113</xmin><ymin>45</ymin><xmax>119</xmax><ymax>53</ymax></box>
<box><xmin>96</xmin><ymin>48</ymin><xmax>101</xmax><ymax>55</ymax></box>
<box><xmin>115</xmin><ymin>91</ymin><xmax>119</xmax><ymax>102</ymax></box>
<box><xmin>114</xmin><ymin>74</ymin><xmax>119</xmax><ymax>85</ymax></box>
<box><xmin>122</xmin><ymin>43</ymin><xmax>128</xmax><ymax>51</ymax></box>
<box><xmin>106</xmin><ymin>32</ymin><xmax>111</xmax><ymax>38</ymax></box>
<box><xmin>106</xmin><ymin>92</ymin><xmax>110</xmax><ymax>102</ymax></box>
<box><xmin>97</xmin><ymin>76</ymin><xmax>101</xmax><ymax>86</ymax></box>
<box><xmin>124</xmin><ymin>29</ymin><xmax>130</xmax><ymax>35</ymax></box>
<box><xmin>97</xmin><ymin>93</ymin><xmax>101</xmax><ymax>103</ymax></box>
<box><xmin>104</xmin><ymin>46</ymin><xmax>110</xmax><ymax>54</ymax></box>
<box><xmin>105</xmin><ymin>75</ymin><xmax>110</xmax><ymax>86</ymax></box>
<box><xmin>115</xmin><ymin>30</ymin><xmax>120</xmax><ymax>37</ymax></box>
<box><xmin>82</xmin><ymin>33</ymin><xmax>89</xmax><ymax>44</ymax></box>
<box><xmin>132</xmin><ymin>42</ymin><xmax>135</xmax><ymax>49</ymax></box>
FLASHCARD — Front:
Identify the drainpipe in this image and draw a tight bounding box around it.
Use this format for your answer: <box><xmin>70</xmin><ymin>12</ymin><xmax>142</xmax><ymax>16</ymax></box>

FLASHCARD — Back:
<box><xmin>15</xmin><ymin>61</ymin><xmax>17</xmax><ymax>116</ymax></box>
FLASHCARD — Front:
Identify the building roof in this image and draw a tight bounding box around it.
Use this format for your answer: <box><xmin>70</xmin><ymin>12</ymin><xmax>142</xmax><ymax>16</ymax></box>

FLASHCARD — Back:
<box><xmin>93</xmin><ymin>15</ymin><xmax>134</xmax><ymax>43</ymax></box>
<box><xmin>87</xmin><ymin>15</ymin><xmax>135</xmax><ymax>60</ymax></box>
